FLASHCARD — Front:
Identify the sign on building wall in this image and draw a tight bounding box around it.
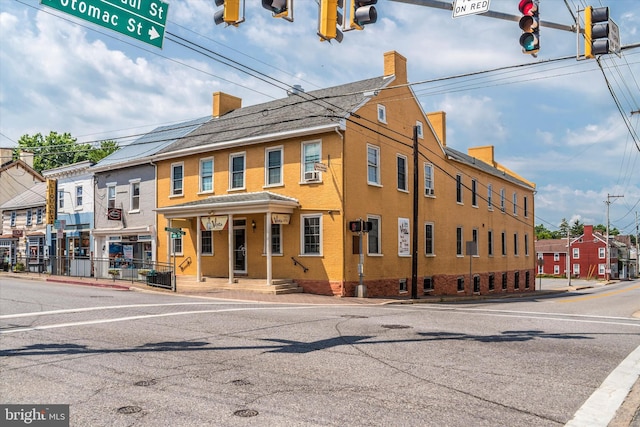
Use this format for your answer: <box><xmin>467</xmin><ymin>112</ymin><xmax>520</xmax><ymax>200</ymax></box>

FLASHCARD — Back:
<box><xmin>272</xmin><ymin>214</ymin><xmax>291</xmax><ymax>225</ymax></box>
<box><xmin>201</xmin><ymin>216</ymin><xmax>228</xmax><ymax>231</ymax></box>
<box><xmin>398</xmin><ymin>218</ymin><xmax>410</xmax><ymax>256</ymax></box>
<box><xmin>46</xmin><ymin>179</ymin><xmax>57</xmax><ymax>225</ymax></box>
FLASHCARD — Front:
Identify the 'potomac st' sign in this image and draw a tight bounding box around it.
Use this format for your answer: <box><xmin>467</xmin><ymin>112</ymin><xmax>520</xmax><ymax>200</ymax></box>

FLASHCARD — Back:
<box><xmin>40</xmin><ymin>0</ymin><xmax>169</xmax><ymax>48</ymax></box>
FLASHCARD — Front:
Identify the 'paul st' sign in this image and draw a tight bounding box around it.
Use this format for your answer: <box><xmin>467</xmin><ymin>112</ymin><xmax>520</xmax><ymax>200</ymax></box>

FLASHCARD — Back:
<box><xmin>40</xmin><ymin>0</ymin><xmax>169</xmax><ymax>48</ymax></box>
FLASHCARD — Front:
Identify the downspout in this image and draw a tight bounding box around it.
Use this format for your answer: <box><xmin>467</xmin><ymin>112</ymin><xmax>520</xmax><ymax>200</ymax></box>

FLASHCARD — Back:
<box><xmin>335</xmin><ymin>127</ymin><xmax>346</xmax><ymax>297</ymax></box>
<box><xmin>150</xmin><ymin>160</ymin><xmax>160</xmax><ymax>266</ymax></box>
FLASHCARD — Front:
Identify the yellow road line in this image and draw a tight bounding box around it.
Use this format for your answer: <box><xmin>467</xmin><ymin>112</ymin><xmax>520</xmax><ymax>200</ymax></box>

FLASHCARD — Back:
<box><xmin>558</xmin><ymin>284</ymin><xmax>640</xmax><ymax>303</ymax></box>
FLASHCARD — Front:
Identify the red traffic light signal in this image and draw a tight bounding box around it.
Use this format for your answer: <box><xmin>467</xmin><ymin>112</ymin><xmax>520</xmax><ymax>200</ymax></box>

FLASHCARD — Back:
<box><xmin>518</xmin><ymin>0</ymin><xmax>539</xmax><ymax>56</ymax></box>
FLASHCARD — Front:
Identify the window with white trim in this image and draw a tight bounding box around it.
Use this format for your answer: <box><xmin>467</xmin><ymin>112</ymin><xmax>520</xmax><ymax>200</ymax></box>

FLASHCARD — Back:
<box><xmin>367</xmin><ymin>144</ymin><xmax>381</xmax><ymax>185</ymax></box>
<box><xmin>416</xmin><ymin>121</ymin><xmax>424</xmax><ymax>138</ymax></box>
<box><xmin>58</xmin><ymin>190</ymin><xmax>64</xmax><ymax>209</ymax></box>
<box><xmin>377</xmin><ymin>104</ymin><xmax>387</xmax><ymax>123</ymax></box>
<box><xmin>471</xmin><ymin>179</ymin><xmax>478</xmax><ymax>207</ymax></box>
<box><xmin>10</xmin><ymin>211</ymin><xmax>16</xmax><ymax>227</ymax></box>
<box><xmin>367</xmin><ymin>215</ymin><xmax>381</xmax><ymax>255</ymax></box>
<box><xmin>265</xmin><ymin>147</ymin><xmax>283</xmax><ymax>187</ymax></box>
<box><xmin>200</xmin><ymin>157</ymin><xmax>213</xmax><ymax>193</ymax></box>
<box><xmin>230</xmin><ymin>152</ymin><xmax>245</xmax><ymax>190</ymax></box>
<box><xmin>598</xmin><ymin>247</ymin><xmax>605</xmax><ymax>258</ymax></box>
<box><xmin>130</xmin><ymin>180</ymin><xmax>140</xmax><ymax>211</ymax></box>
<box><xmin>424</xmin><ymin>163</ymin><xmax>434</xmax><ymax>196</ymax></box>
<box><xmin>512</xmin><ymin>192</ymin><xmax>518</xmax><ymax>215</ymax></box>
<box><xmin>425</xmin><ymin>222</ymin><xmax>434</xmax><ymax>256</ymax></box>
<box><xmin>487</xmin><ymin>184</ymin><xmax>493</xmax><ymax>209</ymax></box>
<box><xmin>456</xmin><ymin>174</ymin><xmax>463</xmax><ymax>204</ymax></box>
<box><xmin>573</xmin><ymin>248</ymin><xmax>579</xmax><ymax>259</ymax></box>
<box><xmin>302</xmin><ymin>140</ymin><xmax>321</xmax><ymax>182</ymax></box>
<box><xmin>397</xmin><ymin>154</ymin><xmax>408</xmax><ymax>191</ymax></box>
<box><xmin>26</xmin><ymin>210</ymin><xmax>32</xmax><ymax>226</ymax></box>
<box><xmin>456</xmin><ymin>227</ymin><xmax>463</xmax><ymax>256</ymax></box>
<box><xmin>107</xmin><ymin>184</ymin><xmax>116</xmax><ymax>209</ymax></box>
<box><xmin>171</xmin><ymin>163</ymin><xmax>184</xmax><ymax>196</ymax></box>
<box><xmin>500</xmin><ymin>188</ymin><xmax>506</xmax><ymax>212</ymax></box>
<box><xmin>36</xmin><ymin>208</ymin><xmax>43</xmax><ymax>224</ymax></box>
<box><xmin>301</xmin><ymin>214</ymin><xmax>322</xmax><ymax>255</ymax></box>
<box><xmin>75</xmin><ymin>185</ymin><xmax>83</xmax><ymax>208</ymax></box>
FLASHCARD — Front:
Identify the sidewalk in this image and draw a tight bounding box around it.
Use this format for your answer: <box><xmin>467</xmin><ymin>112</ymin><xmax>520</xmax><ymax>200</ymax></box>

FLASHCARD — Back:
<box><xmin>1</xmin><ymin>271</ymin><xmax>613</xmax><ymax>305</ymax></box>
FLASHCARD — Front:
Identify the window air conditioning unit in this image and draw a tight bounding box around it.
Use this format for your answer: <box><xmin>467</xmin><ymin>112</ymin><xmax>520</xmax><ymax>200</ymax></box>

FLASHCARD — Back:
<box><xmin>304</xmin><ymin>171</ymin><xmax>320</xmax><ymax>181</ymax></box>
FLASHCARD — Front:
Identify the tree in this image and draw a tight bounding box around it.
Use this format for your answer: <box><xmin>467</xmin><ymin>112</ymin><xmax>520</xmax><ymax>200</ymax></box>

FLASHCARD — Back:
<box><xmin>15</xmin><ymin>132</ymin><xmax>118</xmax><ymax>173</ymax></box>
<box><xmin>535</xmin><ymin>224</ymin><xmax>553</xmax><ymax>240</ymax></box>
<box><xmin>557</xmin><ymin>218</ymin><xmax>570</xmax><ymax>239</ymax></box>
<box><xmin>570</xmin><ymin>219</ymin><xmax>584</xmax><ymax>237</ymax></box>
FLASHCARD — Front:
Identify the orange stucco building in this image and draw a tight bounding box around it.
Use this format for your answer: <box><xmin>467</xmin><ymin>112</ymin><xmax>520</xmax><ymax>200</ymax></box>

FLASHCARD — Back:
<box><xmin>153</xmin><ymin>51</ymin><xmax>536</xmax><ymax>297</ymax></box>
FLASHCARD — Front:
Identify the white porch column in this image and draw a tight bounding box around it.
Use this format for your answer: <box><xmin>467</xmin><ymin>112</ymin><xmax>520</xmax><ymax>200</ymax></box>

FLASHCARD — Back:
<box><xmin>266</xmin><ymin>212</ymin><xmax>272</xmax><ymax>286</ymax></box>
<box><xmin>228</xmin><ymin>214</ymin><xmax>234</xmax><ymax>284</ymax></box>
<box><xmin>196</xmin><ymin>215</ymin><xmax>202</xmax><ymax>282</ymax></box>
<box><xmin>166</xmin><ymin>218</ymin><xmax>171</xmax><ymax>264</ymax></box>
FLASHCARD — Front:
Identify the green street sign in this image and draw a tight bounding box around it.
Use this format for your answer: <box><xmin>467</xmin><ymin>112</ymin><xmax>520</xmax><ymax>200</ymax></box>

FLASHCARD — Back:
<box><xmin>170</xmin><ymin>233</ymin><xmax>182</xmax><ymax>239</ymax></box>
<box><xmin>164</xmin><ymin>227</ymin><xmax>185</xmax><ymax>234</ymax></box>
<box><xmin>40</xmin><ymin>0</ymin><xmax>169</xmax><ymax>48</ymax></box>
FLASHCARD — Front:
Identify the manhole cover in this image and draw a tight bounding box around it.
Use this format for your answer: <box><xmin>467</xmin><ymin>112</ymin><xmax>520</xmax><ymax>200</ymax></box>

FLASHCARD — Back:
<box><xmin>381</xmin><ymin>324</ymin><xmax>411</xmax><ymax>329</ymax></box>
<box><xmin>117</xmin><ymin>406</ymin><xmax>142</xmax><ymax>414</ymax></box>
<box><xmin>231</xmin><ymin>379</ymin><xmax>251</xmax><ymax>386</ymax></box>
<box><xmin>233</xmin><ymin>409</ymin><xmax>258</xmax><ymax>418</ymax></box>
<box><xmin>134</xmin><ymin>379</ymin><xmax>156</xmax><ymax>387</ymax></box>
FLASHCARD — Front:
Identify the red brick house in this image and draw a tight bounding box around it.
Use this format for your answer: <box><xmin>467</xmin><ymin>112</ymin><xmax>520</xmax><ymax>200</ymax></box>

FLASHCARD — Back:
<box><xmin>536</xmin><ymin>225</ymin><xmax>620</xmax><ymax>280</ymax></box>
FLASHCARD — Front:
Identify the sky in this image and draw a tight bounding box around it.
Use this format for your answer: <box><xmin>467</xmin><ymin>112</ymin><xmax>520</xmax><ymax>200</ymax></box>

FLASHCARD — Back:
<box><xmin>0</xmin><ymin>0</ymin><xmax>639</xmax><ymax>237</ymax></box>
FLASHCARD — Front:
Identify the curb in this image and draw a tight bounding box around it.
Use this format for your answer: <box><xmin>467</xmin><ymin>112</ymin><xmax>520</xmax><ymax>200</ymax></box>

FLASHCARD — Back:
<box><xmin>46</xmin><ymin>277</ymin><xmax>131</xmax><ymax>291</ymax></box>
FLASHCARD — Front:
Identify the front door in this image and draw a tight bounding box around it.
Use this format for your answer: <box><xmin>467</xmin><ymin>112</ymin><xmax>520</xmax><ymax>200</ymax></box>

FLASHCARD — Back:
<box><xmin>233</xmin><ymin>224</ymin><xmax>246</xmax><ymax>274</ymax></box>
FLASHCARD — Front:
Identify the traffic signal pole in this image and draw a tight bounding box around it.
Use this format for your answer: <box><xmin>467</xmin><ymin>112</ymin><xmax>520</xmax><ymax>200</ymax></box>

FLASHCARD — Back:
<box><xmin>387</xmin><ymin>0</ymin><xmax>575</xmax><ymax>33</ymax></box>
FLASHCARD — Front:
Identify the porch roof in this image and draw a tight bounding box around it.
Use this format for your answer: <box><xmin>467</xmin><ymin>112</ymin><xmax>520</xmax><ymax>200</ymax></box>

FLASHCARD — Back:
<box><xmin>155</xmin><ymin>191</ymin><xmax>300</xmax><ymax>218</ymax></box>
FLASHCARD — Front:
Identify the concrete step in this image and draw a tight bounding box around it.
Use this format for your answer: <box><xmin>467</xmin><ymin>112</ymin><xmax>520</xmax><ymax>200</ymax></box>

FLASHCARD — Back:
<box><xmin>200</xmin><ymin>278</ymin><xmax>303</xmax><ymax>295</ymax></box>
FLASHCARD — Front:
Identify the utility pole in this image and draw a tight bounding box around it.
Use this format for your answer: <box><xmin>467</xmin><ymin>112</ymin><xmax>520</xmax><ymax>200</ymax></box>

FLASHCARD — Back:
<box><xmin>567</xmin><ymin>228</ymin><xmax>571</xmax><ymax>287</ymax></box>
<box><xmin>605</xmin><ymin>193</ymin><xmax>624</xmax><ymax>281</ymax></box>
<box><xmin>411</xmin><ymin>125</ymin><xmax>419</xmax><ymax>299</ymax></box>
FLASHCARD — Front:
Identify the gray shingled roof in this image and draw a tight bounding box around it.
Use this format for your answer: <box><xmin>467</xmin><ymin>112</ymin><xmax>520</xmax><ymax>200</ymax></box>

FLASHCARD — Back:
<box><xmin>93</xmin><ymin>116</ymin><xmax>212</xmax><ymax>169</ymax></box>
<box><xmin>0</xmin><ymin>181</ymin><xmax>47</xmax><ymax>209</ymax></box>
<box><xmin>444</xmin><ymin>147</ymin><xmax>534</xmax><ymax>189</ymax></box>
<box><xmin>157</xmin><ymin>76</ymin><xmax>389</xmax><ymax>154</ymax></box>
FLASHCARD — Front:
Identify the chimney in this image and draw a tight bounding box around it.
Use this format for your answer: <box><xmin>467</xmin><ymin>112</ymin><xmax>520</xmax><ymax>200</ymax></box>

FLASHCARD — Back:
<box><xmin>19</xmin><ymin>150</ymin><xmax>34</xmax><ymax>168</ymax></box>
<box><xmin>0</xmin><ymin>147</ymin><xmax>13</xmax><ymax>166</ymax></box>
<box><xmin>426</xmin><ymin>111</ymin><xmax>446</xmax><ymax>146</ymax></box>
<box><xmin>468</xmin><ymin>146</ymin><xmax>495</xmax><ymax>166</ymax></box>
<box><xmin>212</xmin><ymin>92</ymin><xmax>242</xmax><ymax>118</ymax></box>
<box><xmin>383</xmin><ymin>51</ymin><xmax>407</xmax><ymax>84</ymax></box>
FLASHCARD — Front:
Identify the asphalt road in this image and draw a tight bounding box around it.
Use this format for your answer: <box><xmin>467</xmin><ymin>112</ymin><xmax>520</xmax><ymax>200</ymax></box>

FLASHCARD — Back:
<box><xmin>1</xmin><ymin>277</ymin><xmax>639</xmax><ymax>426</ymax></box>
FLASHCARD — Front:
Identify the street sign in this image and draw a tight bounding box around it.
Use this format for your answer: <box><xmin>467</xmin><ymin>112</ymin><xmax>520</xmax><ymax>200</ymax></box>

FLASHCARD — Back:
<box><xmin>452</xmin><ymin>0</ymin><xmax>490</xmax><ymax>18</ymax></box>
<box><xmin>170</xmin><ymin>233</ymin><xmax>182</xmax><ymax>239</ymax></box>
<box><xmin>609</xmin><ymin>18</ymin><xmax>621</xmax><ymax>58</ymax></box>
<box><xmin>40</xmin><ymin>0</ymin><xmax>169</xmax><ymax>48</ymax></box>
<box><xmin>164</xmin><ymin>227</ymin><xmax>185</xmax><ymax>235</ymax></box>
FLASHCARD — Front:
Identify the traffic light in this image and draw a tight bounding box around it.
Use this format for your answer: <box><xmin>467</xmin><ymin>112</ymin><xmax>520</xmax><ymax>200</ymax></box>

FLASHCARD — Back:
<box><xmin>585</xmin><ymin>6</ymin><xmax>610</xmax><ymax>59</ymax></box>
<box><xmin>518</xmin><ymin>0</ymin><xmax>539</xmax><ymax>56</ymax></box>
<box><xmin>262</xmin><ymin>0</ymin><xmax>293</xmax><ymax>21</ymax></box>
<box><xmin>318</xmin><ymin>0</ymin><xmax>344</xmax><ymax>43</ymax></box>
<box><xmin>349</xmin><ymin>220</ymin><xmax>373</xmax><ymax>233</ymax></box>
<box><xmin>350</xmin><ymin>0</ymin><xmax>377</xmax><ymax>30</ymax></box>
<box><xmin>214</xmin><ymin>0</ymin><xmax>242</xmax><ymax>26</ymax></box>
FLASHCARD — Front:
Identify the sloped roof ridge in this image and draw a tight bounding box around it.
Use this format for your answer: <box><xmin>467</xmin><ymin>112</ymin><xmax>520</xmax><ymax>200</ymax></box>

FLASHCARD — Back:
<box><xmin>0</xmin><ymin>181</ymin><xmax>47</xmax><ymax>209</ymax></box>
<box><xmin>156</xmin><ymin>75</ymin><xmax>389</xmax><ymax>155</ymax></box>
<box><xmin>444</xmin><ymin>146</ymin><xmax>533</xmax><ymax>189</ymax></box>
